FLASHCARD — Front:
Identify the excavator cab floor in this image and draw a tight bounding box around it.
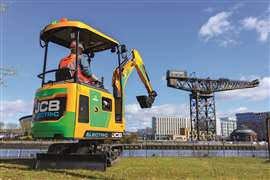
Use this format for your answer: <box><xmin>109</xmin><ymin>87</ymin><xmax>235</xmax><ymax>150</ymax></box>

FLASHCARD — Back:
<box><xmin>34</xmin><ymin>153</ymin><xmax>107</xmax><ymax>171</ymax></box>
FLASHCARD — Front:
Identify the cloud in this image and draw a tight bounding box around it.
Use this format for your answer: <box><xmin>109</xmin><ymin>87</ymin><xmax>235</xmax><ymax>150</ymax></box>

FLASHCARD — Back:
<box><xmin>217</xmin><ymin>107</ymin><xmax>249</xmax><ymax>120</ymax></box>
<box><xmin>216</xmin><ymin>76</ymin><xmax>270</xmax><ymax>101</ymax></box>
<box><xmin>198</xmin><ymin>3</ymin><xmax>244</xmax><ymax>47</ymax></box>
<box><xmin>241</xmin><ymin>16</ymin><xmax>270</xmax><ymax>42</ymax></box>
<box><xmin>125</xmin><ymin>103</ymin><xmax>189</xmax><ymax>131</ymax></box>
<box><xmin>199</xmin><ymin>3</ymin><xmax>270</xmax><ymax>46</ymax></box>
<box><xmin>199</xmin><ymin>10</ymin><xmax>239</xmax><ymax>47</ymax></box>
<box><xmin>199</xmin><ymin>11</ymin><xmax>233</xmax><ymax>40</ymax></box>
<box><xmin>0</xmin><ymin>100</ymin><xmax>32</xmax><ymax>123</ymax></box>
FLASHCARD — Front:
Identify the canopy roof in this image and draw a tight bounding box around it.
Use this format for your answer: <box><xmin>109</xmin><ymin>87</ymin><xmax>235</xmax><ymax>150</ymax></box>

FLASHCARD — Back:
<box><xmin>40</xmin><ymin>18</ymin><xmax>120</xmax><ymax>53</ymax></box>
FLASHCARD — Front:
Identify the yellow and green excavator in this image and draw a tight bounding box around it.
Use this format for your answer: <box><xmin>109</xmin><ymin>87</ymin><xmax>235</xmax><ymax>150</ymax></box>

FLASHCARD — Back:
<box><xmin>32</xmin><ymin>18</ymin><xmax>157</xmax><ymax>170</ymax></box>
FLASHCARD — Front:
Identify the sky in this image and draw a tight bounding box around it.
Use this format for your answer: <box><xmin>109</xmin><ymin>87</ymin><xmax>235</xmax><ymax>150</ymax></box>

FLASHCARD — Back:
<box><xmin>0</xmin><ymin>0</ymin><xmax>269</xmax><ymax>131</ymax></box>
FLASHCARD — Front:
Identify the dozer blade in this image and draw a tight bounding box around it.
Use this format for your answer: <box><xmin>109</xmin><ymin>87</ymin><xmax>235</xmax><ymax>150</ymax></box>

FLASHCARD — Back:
<box><xmin>34</xmin><ymin>153</ymin><xmax>107</xmax><ymax>171</ymax></box>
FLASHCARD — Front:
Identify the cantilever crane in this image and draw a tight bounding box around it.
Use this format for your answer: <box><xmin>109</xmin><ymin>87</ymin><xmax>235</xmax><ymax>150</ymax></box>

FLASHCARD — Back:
<box><xmin>166</xmin><ymin>70</ymin><xmax>259</xmax><ymax>141</ymax></box>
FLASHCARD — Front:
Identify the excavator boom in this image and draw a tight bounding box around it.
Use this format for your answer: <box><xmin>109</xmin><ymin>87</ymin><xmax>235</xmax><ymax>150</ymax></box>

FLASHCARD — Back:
<box><xmin>113</xmin><ymin>49</ymin><xmax>157</xmax><ymax>109</ymax></box>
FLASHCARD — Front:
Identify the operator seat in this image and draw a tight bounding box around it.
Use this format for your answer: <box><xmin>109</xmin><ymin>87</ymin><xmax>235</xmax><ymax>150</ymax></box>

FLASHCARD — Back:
<box><xmin>55</xmin><ymin>68</ymin><xmax>73</xmax><ymax>82</ymax></box>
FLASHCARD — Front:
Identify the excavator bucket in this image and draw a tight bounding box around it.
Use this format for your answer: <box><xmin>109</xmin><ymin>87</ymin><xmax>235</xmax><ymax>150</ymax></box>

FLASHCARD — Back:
<box><xmin>136</xmin><ymin>95</ymin><xmax>155</xmax><ymax>108</ymax></box>
<box><xmin>34</xmin><ymin>153</ymin><xmax>107</xmax><ymax>171</ymax></box>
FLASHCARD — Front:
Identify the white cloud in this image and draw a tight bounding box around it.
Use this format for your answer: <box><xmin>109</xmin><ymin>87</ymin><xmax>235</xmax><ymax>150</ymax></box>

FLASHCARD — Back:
<box><xmin>199</xmin><ymin>3</ymin><xmax>270</xmax><ymax>46</ymax></box>
<box><xmin>199</xmin><ymin>9</ymin><xmax>240</xmax><ymax>47</ymax></box>
<box><xmin>241</xmin><ymin>16</ymin><xmax>270</xmax><ymax>42</ymax></box>
<box><xmin>125</xmin><ymin>103</ymin><xmax>189</xmax><ymax>131</ymax></box>
<box><xmin>0</xmin><ymin>99</ymin><xmax>32</xmax><ymax>123</ymax></box>
<box><xmin>217</xmin><ymin>106</ymin><xmax>248</xmax><ymax>118</ymax></box>
<box><xmin>199</xmin><ymin>11</ymin><xmax>233</xmax><ymax>40</ymax></box>
<box><xmin>198</xmin><ymin>3</ymin><xmax>244</xmax><ymax>46</ymax></box>
<box><xmin>216</xmin><ymin>76</ymin><xmax>270</xmax><ymax>101</ymax></box>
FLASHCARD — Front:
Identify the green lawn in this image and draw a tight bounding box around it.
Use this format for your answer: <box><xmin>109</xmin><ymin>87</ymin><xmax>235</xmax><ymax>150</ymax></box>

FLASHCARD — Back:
<box><xmin>0</xmin><ymin>157</ymin><xmax>269</xmax><ymax>180</ymax></box>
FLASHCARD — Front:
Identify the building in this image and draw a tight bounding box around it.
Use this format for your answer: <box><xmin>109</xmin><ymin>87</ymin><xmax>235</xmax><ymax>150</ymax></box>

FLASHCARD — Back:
<box><xmin>19</xmin><ymin>115</ymin><xmax>33</xmax><ymax>135</ymax></box>
<box><xmin>137</xmin><ymin>127</ymin><xmax>154</xmax><ymax>140</ymax></box>
<box><xmin>230</xmin><ymin>126</ymin><xmax>257</xmax><ymax>142</ymax></box>
<box><xmin>152</xmin><ymin>116</ymin><xmax>190</xmax><ymax>140</ymax></box>
<box><xmin>236</xmin><ymin>112</ymin><xmax>269</xmax><ymax>141</ymax></box>
<box><xmin>220</xmin><ymin>117</ymin><xmax>237</xmax><ymax>138</ymax></box>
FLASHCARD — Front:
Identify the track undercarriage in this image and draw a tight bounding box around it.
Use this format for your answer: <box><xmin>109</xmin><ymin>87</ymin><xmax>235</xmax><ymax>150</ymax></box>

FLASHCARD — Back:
<box><xmin>34</xmin><ymin>140</ymin><xmax>123</xmax><ymax>171</ymax></box>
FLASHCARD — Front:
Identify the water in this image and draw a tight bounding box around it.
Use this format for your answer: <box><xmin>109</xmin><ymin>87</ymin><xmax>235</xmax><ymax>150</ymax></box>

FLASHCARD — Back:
<box><xmin>121</xmin><ymin>149</ymin><xmax>268</xmax><ymax>158</ymax></box>
<box><xmin>0</xmin><ymin>149</ymin><xmax>268</xmax><ymax>159</ymax></box>
<box><xmin>0</xmin><ymin>149</ymin><xmax>47</xmax><ymax>159</ymax></box>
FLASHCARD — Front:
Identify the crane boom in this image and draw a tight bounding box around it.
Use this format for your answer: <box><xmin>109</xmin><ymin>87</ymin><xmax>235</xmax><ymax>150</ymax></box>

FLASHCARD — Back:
<box><xmin>167</xmin><ymin>71</ymin><xmax>259</xmax><ymax>94</ymax></box>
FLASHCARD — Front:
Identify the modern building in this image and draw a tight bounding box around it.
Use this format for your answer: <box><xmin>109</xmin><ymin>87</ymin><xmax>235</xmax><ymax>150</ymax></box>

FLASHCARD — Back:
<box><xmin>19</xmin><ymin>115</ymin><xmax>33</xmax><ymax>135</ymax></box>
<box><xmin>230</xmin><ymin>126</ymin><xmax>257</xmax><ymax>142</ymax></box>
<box><xmin>236</xmin><ymin>112</ymin><xmax>269</xmax><ymax>141</ymax></box>
<box><xmin>220</xmin><ymin>117</ymin><xmax>237</xmax><ymax>138</ymax></box>
<box><xmin>137</xmin><ymin>127</ymin><xmax>154</xmax><ymax>140</ymax></box>
<box><xmin>152</xmin><ymin>116</ymin><xmax>190</xmax><ymax>140</ymax></box>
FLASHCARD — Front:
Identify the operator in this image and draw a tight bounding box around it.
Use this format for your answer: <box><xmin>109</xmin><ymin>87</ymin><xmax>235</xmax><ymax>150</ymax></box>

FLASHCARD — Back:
<box><xmin>59</xmin><ymin>40</ymin><xmax>99</xmax><ymax>85</ymax></box>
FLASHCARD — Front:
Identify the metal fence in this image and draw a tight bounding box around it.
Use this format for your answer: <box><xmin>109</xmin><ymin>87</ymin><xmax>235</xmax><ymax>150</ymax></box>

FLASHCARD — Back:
<box><xmin>0</xmin><ymin>141</ymin><xmax>269</xmax><ymax>159</ymax></box>
<box><xmin>122</xmin><ymin>149</ymin><xmax>268</xmax><ymax>158</ymax></box>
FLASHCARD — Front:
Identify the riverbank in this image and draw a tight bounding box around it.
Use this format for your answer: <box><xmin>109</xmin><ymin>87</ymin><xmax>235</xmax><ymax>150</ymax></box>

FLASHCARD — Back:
<box><xmin>0</xmin><ymin>157</ymin><xmax>269</xmax><ymax>180</ymax></box>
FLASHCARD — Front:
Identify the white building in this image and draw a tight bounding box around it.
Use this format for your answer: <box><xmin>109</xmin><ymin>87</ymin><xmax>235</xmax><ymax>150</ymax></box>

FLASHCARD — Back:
<box><xmin>152</xmin><ymin>116</ymin><xmax>190</xmax><ymax>140</ymax></box>
<box><xmin>220</xmin><ymin>117</ymin><xmax>237</xmax><ymax>138</ymax></box>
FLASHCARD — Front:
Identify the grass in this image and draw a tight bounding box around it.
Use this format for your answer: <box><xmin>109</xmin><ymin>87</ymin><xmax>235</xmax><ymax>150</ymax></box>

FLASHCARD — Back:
<box><xmin>0</xmin><ymin>157</ymin><xmax>269</xmax><ymax>180</ymax></box>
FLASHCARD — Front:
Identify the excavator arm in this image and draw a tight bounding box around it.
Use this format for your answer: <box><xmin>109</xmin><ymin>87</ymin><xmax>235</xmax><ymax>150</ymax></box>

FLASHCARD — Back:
<box><xmin>112</xmin><ymin>49</ymin><xmax>157</xmax><ymax>109</ymax></box>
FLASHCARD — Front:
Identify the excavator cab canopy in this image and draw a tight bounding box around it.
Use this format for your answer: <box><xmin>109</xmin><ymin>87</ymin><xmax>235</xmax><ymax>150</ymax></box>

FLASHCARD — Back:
<box><xmin>40</xmin><ymin>18</ymin><xmax>119</xmax><ymax>53</ymax></box>
<box><xmin>38</xmin><ymin>18</ymin><xmax>121</xmax><ymax>86</ymax></box>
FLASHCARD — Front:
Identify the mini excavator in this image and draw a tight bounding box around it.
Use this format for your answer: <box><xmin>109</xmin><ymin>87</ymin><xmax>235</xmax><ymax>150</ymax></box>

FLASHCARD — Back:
<box><xmin>31</xmin><ymin>18</ymin><xmax>157</xmax><ymax>170</ymax></box>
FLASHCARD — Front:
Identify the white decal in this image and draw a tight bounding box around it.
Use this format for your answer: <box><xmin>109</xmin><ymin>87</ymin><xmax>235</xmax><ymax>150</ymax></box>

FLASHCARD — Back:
<box><xmin>48</xmin><ymin>100</ymin><xmax>60</xmax><ymax>111</ymax></box>
<box><xmin>35</xmin><ymin>100</ymin><xmax>61</xmax><ymax>113</ymax></box>
<box><xmin>112</xmin><ymin>133</ymin><xmax>123</xmax><ymax>138</ymax></box>
<box><xmin>39</xmin><ymin>101</ymin><xmax>48</xmax><ymax>112</ymax></box>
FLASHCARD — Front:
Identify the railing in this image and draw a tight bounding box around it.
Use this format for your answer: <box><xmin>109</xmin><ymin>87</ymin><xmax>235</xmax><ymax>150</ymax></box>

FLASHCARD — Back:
<box><xmin>0</xmin><ymin>141</ymin><xmax>268</xmax><ymax>159</ymax></box>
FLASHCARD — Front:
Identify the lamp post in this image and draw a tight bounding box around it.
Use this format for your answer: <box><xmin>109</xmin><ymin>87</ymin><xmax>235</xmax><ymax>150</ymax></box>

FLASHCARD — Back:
<box><xmin>266</xmin><ymin>113</ymin><xmax>270</xmax><ymax>160</ymax></box>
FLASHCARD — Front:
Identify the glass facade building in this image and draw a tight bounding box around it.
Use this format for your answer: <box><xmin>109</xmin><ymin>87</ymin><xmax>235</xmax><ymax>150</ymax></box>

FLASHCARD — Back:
<box><xmin>236</xmin><ymin>112</ymin><xmax>269</xmax><ymax>141</ymax></box>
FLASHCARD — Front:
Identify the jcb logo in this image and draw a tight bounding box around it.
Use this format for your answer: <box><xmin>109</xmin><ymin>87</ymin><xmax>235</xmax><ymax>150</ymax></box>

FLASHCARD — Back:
<box><xmin>112</xmin><ymin>133</ymin><xmax>123</xmax><ymax>138</ymax></box>
<box><xmin>34</xmin><ymin>100</ymin><xmax>60</xmax><ymax>113</ymax></box>
<box><xmin>33</xmin><ymin>97</ymin><xmax>66</xmax><ymax>121</ymax></box>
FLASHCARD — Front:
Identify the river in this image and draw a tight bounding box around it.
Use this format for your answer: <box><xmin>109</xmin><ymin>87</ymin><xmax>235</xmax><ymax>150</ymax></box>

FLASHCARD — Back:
<box><xmin>0</xmin><ymin>149</ymin><xmax>268</xmax><ymax>159</ymax></box>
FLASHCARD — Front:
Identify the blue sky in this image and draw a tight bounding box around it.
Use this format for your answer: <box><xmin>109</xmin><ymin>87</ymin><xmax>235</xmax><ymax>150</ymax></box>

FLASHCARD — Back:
<box><xmin>0</xmin><ymin>0</ymin><xmax>269</xmax><ymax>131</ymax></box>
